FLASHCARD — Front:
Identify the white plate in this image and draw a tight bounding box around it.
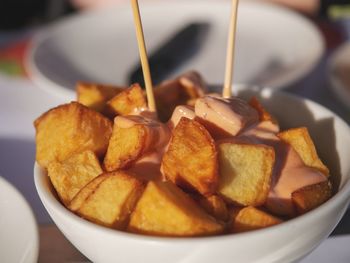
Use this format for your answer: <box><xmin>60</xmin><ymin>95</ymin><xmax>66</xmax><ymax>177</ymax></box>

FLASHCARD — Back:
<box><xmin>0</xmin><ymin>176</ymin><xmax>39</xmax><ymax>263</ymax></box>
<box><xmin>0</xmin><ymin>75</ymin><xmax>65</xmax><ymax>224</ymax></box>
<box><xmin>26</xmin><ymin>0</ymin><xmax>324</xmax><ymax>99</ymax></box>
<box><xmin>329</xmin><ymin>42</ymin><xmax>350</xmax><ymax>109</ymax></box>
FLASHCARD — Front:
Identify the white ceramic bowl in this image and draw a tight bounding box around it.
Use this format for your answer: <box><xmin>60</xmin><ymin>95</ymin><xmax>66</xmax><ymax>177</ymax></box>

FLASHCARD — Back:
<box><xmin>34</xmin><ymin>89</ymin><xmax>350</xmax><ymax>263</ymax></box>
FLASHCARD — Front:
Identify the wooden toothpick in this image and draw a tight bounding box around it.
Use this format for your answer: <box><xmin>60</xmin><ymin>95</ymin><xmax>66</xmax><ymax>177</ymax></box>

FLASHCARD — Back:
<box><xmin>131</xmin><ymin>0</ymin><xmax>157</xmax><ymax>113</ymax></box>
<box><xmin>223</xmin><ymin>0</ymin><xmax>239</xmax><ymax>98</ymax></box>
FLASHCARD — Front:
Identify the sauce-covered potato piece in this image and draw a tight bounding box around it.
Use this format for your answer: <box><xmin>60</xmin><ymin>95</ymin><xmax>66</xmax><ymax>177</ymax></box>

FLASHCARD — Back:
<box><xmin>161</xmin><ymin>118</ymin><xmax>218</xmax><ymax>195</ymax></box>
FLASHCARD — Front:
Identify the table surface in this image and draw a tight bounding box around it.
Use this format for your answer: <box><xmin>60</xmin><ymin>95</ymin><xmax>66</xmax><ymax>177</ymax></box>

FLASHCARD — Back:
<box><xmin>1</xmin><ymin>14</ymin><xmax>350</xmax><ymax>263</ymax></box>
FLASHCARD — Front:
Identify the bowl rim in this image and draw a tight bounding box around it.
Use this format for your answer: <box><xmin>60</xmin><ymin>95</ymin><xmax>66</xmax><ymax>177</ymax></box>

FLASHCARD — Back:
<box><xmin>34</xmin><ymin>90</ymin><xmax>350</xmax><ymax>244</ymax></box>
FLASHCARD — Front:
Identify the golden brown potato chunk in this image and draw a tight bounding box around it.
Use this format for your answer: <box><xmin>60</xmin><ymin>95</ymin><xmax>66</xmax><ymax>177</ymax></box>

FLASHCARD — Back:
<box><xmin>127</xmin><ymin>181</ymin><xmax>224</xmax><ymax>236</ymax></box>
<box><xmin>218</xmin><ymin>142</ymin><xmax>275</xmax><ymax>206</ymax></box>
<box><xmin>107</xmin><ymin>83</ymin><xmax>147</xmax><ymax>117</ymax></box>
<box><xmin>76</xmin><ymin>82</ymin><xmax>124</xmax><ymax>112</ymax></box>
<box><xmin>292</xmin><ymin>180</ymin><xmax>332</xmax><ymax>215</ymax></box>
<box><xmin>230</xmin><ymin>206</ymin><xmax>282</xmax><ymax>233</ymax></box>
<box><xmin>161</xmin><ymin>118</ymin><xmax>218</xmax><ymax>195</ymax></box>
<box><xmin>103</xmin><ymin>115</ymin><xmax>167</xmax><ymax>171</ymax></box>
<box><xmin>104</xmin><ymin>124</ymin><xmax>147</xmax><ymax>171</ymax></box>
<box><xmin>69</xmin><ymin>174</ymin><xmax>108</xmax><ymax>211</ymax></box>
<box><xmin>249</xmin><ymin>97</ymin><xmax>277</xmax><ymax>124</ymax></box>
<box><xmin>194</xmin><ymin>194</ymin><xmax>229</xmax><ymax>221</ymax></box>
<box><xmin>178</xmin><ymin>71</ymin><xmax>207</xmax><ymax>98</ymax></box>
<box><xmin>47</xmin><ymin>150</ymin><xmax>103</xmax><ymax>206</ymax></box>
<box><xmin>34</xmin><ymin>102</ymin><xmax>112</xmax><ymax>168</ymax></box>
<box><xmin>278</xmin><ymin>127</ymin><xmax>329</xmax><ymax>176</ymax></box>
<box><xmin>154</xmin><ymin>71</ymin><xmax>206</xmax><ymax>122</ymax></box>
<box><xmin>76</xmin><ymin>171</ymin><xmax>144</xmax><ymax>229</ymax></box>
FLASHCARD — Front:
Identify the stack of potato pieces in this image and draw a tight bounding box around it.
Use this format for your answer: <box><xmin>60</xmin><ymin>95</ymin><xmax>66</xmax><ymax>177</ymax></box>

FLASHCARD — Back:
<box><xmin>34</xmin><ymin>72</ymin><xmax>332</xmax><ymax>237</ymax></box>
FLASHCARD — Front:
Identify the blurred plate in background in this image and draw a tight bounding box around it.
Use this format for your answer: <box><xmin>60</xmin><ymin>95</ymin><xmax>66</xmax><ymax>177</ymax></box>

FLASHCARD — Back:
<box><xmin>329</xmin><ymin>42</ymin><xmax>350</xmax><ymax>109</ymax></box>
<box><xmin>26</xmin><ymin>0</ymin><xmax>324</xmax><ymax>99</ymax></box>
<box><xmin>0</xmin><ymin>176</ymin><xmax>39</xmax><ymax>263</ymax></box>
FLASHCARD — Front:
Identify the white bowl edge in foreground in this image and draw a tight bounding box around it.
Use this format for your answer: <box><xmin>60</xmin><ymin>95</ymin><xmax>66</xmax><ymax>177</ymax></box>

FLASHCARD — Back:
<box><xmin>0</xmin><ymin>177</ymin><xmax>39</xmax><ymax>263</ymax></box>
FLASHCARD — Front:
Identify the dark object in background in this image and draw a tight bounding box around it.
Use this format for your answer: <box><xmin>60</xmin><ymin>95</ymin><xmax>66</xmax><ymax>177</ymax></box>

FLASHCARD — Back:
<box><xmin>0</xmin><ymin>0</ymin><xmax>74</xmax><ymax>30</ymax></box>
<box><xmin>128</xmin><ymin>22</ymin><xmax>210</xmax><ymax>87</ymax></box>
<box><xmin>320</xmin><ymin>0</ymin><xmax>350</xmax><ymax>18</ymax></box>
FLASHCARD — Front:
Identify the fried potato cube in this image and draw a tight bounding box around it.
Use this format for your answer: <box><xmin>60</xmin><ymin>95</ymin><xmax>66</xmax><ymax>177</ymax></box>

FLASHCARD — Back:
<box><xmin>154</xmin><ymin>81</ymin><xmax>185</xmax><ymax>122</ymax></box>
<box><xmin>69</xmin><ymin>174</ymin><xmax>108</xmax><ymax>211</ymax></box>
<box><xmin>218</xmin><ymin>142</ymin><xmax>275</xmax><ymax>206</ymax></box>
<box><xmin>127</xmin><ymin>181</ymin><xmax>224</xmax><ymax>236</ymax></box>
<box><xmin>230</xmin><ymin>206</ymin><xmax>282</xmax><ymax>233</ymax></box>
<box><xmin>194</xmin><ymin>194</ymin><xmax>229</xmax><ymax>221</ymax></box>
<box><xmin>154</xmin><ymin>71</ymin><xmax>206</xmax><ymax>122</ymax></box>
<box><xmin>47</xmin><ymin>150</ymin><xmax>103</xmax><ymax>206</ymax></box>
<box><xmin>104</xmin><ymin>124</ymin><xmax>146</xmax><ymax>171</ymax></box>
<box><xmin>76</xmin><ymin>82</ymin><xmax>124</xmax><ymax>112</ymax></box>
<box><xmin>104</xmin><ymin>117</ymin><xmax>152</xmax><ymax>172</ymax></box>
<box><xmin>195</xmin><ymin>96</ymin><xmax>259</xmax><ymax>139</ymax></box>
<box><xmin>292</xmin><ymin>180</ymin><xmax>332</xmax><ymax>215</ymax></box>
<box><xmin>76</xmin><ymin>171</ymin><xmax>144</xmax><ymax>229</ymax></box>
<box><xmin>107</xmin><ymin>83</ymin><xmax>147</xmax><ymax>117</ymax></box>
<box><xmin>278</xmin><ymin>127</ymin><xmax>329</xmax><ymax>176</ymax></box>
<box><xmin>186</xmin><ymin>98</ymin><xmax>198</xmax><ymax>107</ymax></box>
<box><xmin>34</xmin><ymin>102</ymin><xmax>112</xmax><ymax>168</ymax></box>
<box><xmin>161</xmin><ymin>118</ymin><xmax>218</xmax><ymax>195</ymax></box>
<box><xmin>178</xmin><ymin>71</ymin><xmax>207</xmax><ymax>98</ymax></box>
<box><xmin>249</xmin><ymin>97</ymin><xmax>277</xmax><ymax>124</ymax></box>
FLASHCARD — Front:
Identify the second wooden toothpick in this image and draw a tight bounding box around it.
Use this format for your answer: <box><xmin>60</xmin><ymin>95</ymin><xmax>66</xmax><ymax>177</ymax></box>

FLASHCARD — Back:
<box><xmin>223</xmin><ymin>0</ymin><xmax>239</xmax><ymax>99</ymax></box>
